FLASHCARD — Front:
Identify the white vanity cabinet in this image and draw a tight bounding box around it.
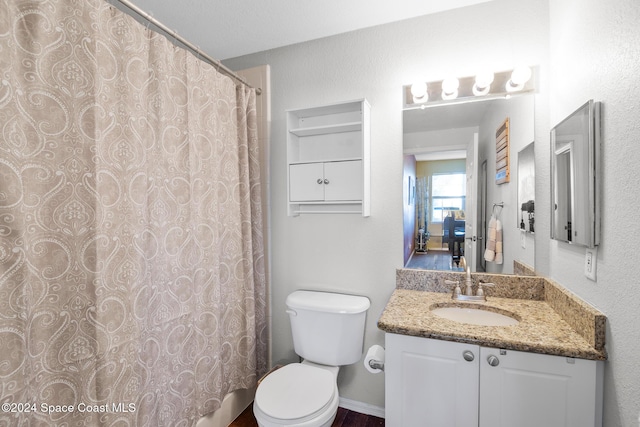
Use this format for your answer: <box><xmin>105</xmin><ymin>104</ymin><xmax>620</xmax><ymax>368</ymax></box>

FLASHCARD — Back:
<box><xmin>385</xmin><ymin>333</ymin><xmax>604</xmax><ymax>427</ymax></box>
<box><xmin>479</xmin><ymin>346</ymin><xmax>603</xmax><ymax>427</ymax></box>
<box><xmin>385</xmin><ymin>333</ymin><xmax>480</xmax><ymax>426</ymax></box>
<box><xmin>286</xmin><ymin>99</ymin><xmax>370</xmax><ymax>216</ymax></box>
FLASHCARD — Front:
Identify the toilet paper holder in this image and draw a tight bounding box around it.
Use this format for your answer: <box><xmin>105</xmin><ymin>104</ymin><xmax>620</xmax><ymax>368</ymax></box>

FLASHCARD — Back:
<box><xmin>368</xmin><ymin>359</ymin><xmax>384</xmax><ymax>371</ymax></box>
<box><xmin>364</xmin><ymin>344</ymin><xmax>385</xmax><ymax>373</ymax></box>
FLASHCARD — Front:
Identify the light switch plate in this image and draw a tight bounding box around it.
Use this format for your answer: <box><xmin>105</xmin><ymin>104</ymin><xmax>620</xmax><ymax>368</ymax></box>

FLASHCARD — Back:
<box><xmin>584</xmin><ymin>247</ymin><xmax>598</xmax><ymax>281</ymax></box>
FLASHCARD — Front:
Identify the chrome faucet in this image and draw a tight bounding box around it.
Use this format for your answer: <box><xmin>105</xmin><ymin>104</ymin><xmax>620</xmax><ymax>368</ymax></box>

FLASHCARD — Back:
<box><xmin>445</xmin><ymin>268</ymin><xmax>495</xmax><ymax>302</ymax></box>
<box><xmin>464</xmin><ymin>266</ymin><xmax>474</xmax><ymax>296</ymax></box>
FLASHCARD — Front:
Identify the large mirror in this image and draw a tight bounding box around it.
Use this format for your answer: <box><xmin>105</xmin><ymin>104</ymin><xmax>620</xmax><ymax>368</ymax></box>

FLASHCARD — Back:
<box><xmin>550</xmin><ymin>100</ymin><xmax>601</xmax><ymax>248</ymax></box>
<box><xmin>403</xmin><ymin>95</ymin><xmax>535</xmax><ymax>273</ymax></box>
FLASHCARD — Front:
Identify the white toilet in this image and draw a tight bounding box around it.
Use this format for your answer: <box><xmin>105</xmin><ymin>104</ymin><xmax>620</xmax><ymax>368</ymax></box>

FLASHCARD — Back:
<box><xmin>253</xmin><ymin>290</ymin><xmax>370</xmax><ymax>427</ymax></box>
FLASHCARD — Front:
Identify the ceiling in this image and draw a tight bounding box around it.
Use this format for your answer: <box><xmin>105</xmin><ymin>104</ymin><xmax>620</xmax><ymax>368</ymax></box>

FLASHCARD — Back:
<box><xmin>119</xmin><ymin>0</ymin><xmax>493</xmax><ymax>60</ymax></box>
<box><xmin>403</xmin><ymin>98</ymin><xmax>515</xmax><ymax>161</ymax></box>
<box><xmin>403</xmin><ymin>100</ymin><xmax>496</xmax><ymax>134</ymax></box>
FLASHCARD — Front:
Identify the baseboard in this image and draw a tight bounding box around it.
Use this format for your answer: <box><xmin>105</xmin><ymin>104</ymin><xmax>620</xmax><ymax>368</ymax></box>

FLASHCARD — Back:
<box><xmin>339</xmin><ymin>397</ymin><xmax>385</xmax><ymax>419</ymax></box>
<box><xmin>404</xmin><ymin>250</ymin><xmax>415</xmax><ymax>268</ymax></box>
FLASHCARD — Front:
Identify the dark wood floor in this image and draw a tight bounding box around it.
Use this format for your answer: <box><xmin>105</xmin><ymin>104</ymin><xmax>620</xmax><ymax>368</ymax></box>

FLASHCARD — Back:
<box><xmin>230</xmin><ymin>405</ymin><xmax>384</xmax><ymax>427</ymax></box>
<box><xmin>405</xmin><ymin>249</ymin><xmax>461</xmax><ymax>270</ymax></box>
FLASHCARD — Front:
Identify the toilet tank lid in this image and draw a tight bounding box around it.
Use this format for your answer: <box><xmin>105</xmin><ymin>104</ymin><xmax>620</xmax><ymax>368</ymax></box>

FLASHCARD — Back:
<box><xmin>286</xmin><ymin>291</ymin><xmax>370</xmax><ymax>314</ymax></box>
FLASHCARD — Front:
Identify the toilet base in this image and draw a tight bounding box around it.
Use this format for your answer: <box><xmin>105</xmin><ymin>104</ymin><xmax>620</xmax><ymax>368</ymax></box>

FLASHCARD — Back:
<box><xmin>253</xmin><ymin>390</ymin><xmax>338</xmax><ymax>427</ymax></box>
<box><xmin>253</xmin><ymin>362</ymin><xmax>340</xmax><ymax>427</ymax></box>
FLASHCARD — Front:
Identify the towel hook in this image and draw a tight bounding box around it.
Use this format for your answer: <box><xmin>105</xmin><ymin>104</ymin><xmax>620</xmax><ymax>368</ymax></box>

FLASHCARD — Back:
<box><xmin>492</xmin><ymin>202</ymin><xmax>504</xmax><ymax>216</ymax></box>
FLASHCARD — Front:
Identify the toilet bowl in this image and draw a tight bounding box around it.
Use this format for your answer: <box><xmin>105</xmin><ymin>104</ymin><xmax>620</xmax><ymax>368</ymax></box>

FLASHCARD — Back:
<box><xmin>253</xmin><ymin>362</ymin><xmax>339</xmax><ymax>427</ymax></box>
<box><xmin>253</xmin><ymin>290</ymin><xmax>370</xmax><ymax>427</ymax></box>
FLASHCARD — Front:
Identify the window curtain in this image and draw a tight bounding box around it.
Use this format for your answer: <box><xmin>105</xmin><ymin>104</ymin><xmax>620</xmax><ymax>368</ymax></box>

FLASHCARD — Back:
<box><xmin>0</xmin><ymin>0</ymin><xmax>268</xmax><ymax>425</ymax></box>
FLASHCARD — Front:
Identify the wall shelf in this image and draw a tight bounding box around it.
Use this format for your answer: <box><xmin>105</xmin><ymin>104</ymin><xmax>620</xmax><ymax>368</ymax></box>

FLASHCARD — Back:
<box><xmin>289</xmin><ymin>121</ymin><xmax>362</xmax><ymax>137</ymax></box>
<box><xmin>286</xmin><ymin>99</ymin><xmax>370</xmax><ymax>216</ymax></box>
<box><xmin>288</xmin><ymin>157</ymin><xmax>364</xmax><ymax>165</ymax></box>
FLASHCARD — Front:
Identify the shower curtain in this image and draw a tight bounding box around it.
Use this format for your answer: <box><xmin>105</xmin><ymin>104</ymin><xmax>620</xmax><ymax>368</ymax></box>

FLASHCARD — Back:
<box><xmin>0</xmin><ymin>0</ymin><xmax>267</xmax><ymax>425</ymax></box>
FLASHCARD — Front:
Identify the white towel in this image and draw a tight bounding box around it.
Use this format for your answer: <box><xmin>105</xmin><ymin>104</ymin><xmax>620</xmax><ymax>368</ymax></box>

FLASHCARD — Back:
<box><xmin>494</xmin><ymin>218</ymin><xmax>503</xmax><ymax>264</ymax></box>
<box><xmin>484</xmin><ymin>215</ymin><xmax>496</xmax><ymax>262</ymax></box>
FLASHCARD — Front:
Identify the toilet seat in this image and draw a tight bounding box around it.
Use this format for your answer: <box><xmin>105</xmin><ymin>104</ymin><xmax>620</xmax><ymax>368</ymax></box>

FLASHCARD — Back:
<box><xmin>254</xmin><ymin>363</ymin><xmax>338</xmax><ymax>426</ymax></box>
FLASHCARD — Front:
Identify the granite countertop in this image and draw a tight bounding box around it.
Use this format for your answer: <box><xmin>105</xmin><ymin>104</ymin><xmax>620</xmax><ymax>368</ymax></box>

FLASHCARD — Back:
<box><xmin>378</xmin><ymin>288</ymin><xmax>607</xmax><ymax>361</ymax></box>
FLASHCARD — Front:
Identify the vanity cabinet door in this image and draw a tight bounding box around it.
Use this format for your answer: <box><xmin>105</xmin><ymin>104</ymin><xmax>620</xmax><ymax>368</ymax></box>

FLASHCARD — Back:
<box><xmin>323</xmin><ymin>160</ymin><xmax>362</xmax><ymax>201</ymax></box>
<box><xmin>479</xmin><ymin>347</ymin><xmax>603</xmax><ymax>427</ymax></box>
<box><xmin>289</xmin><ymin>163</ymin><xmax>325</xmax><ymax>202</ymax></box>
<box><xmin>385</xmin><ymin>333</ymin><xmax>479</xmax><ymax>427</ymax></box>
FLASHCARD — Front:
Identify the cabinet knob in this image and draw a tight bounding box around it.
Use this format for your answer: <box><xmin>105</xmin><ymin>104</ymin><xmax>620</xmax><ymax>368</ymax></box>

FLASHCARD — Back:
<box><xmin>487</xmin><ymin>355</ymin><xmax>500</xmax><ymax>367</ymax></box>
<box><xmin>324</xmin><ymin>179</ymin><xmax>330</xmax><ymax>184</ymax></box>
<box><xmin>317</xmin><ymin>178</ymin><xmax>323</xmax><ymax>184</ymax></box>
<box><xmin>462</xmin><ymin>350</ymin><xmax>475</xmax><ymax>362</ymax></box>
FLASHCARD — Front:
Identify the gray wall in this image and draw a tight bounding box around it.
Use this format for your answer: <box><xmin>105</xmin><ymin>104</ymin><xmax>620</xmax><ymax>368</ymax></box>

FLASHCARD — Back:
<box><xmin>226</xmin><ymin>0</ymin><xmax>640</xmax><ymax>425</ymax></box>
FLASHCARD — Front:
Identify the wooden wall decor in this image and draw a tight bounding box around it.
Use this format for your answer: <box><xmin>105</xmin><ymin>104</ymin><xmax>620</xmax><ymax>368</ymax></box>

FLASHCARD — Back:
<box><xmin>495</xmin><ymin>117</ymin><xmax>510</xmax><ymax>184</ymax></box>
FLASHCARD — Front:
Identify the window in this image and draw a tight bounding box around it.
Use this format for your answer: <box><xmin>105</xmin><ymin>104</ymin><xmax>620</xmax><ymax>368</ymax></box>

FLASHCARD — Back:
<box><xmin>431</xmin><ymin>173</ymin><xmax>466</xmax><ymax>222</ymax></box>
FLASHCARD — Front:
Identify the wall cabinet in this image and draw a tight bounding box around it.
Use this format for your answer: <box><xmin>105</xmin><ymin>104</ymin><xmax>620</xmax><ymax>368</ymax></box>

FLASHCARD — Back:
<box><xmin>286</xmin><ymin>99</ymin><xmax>370</xmax><ymax>216</ymax></box>
<box><xmin>385</xmin><ymin>333</ymin><xmax>603</xmax><ymax>427</ymax></box>
<box><xmin>289</xmin><ymin>160</ymin><xmax>363</xmax><ymax>202</ymax></box>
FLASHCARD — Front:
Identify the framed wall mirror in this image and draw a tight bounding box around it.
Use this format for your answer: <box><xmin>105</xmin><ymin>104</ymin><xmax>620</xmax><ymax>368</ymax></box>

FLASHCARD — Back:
<box><xmin>550</xmin><ymin>100</ymin><xmax>601</xmax><ymax>248</ymax></box>
<box><xmin>517</xmin><ymin>142</ymin><xmax>535</xmax><ymax>233</ymax></box>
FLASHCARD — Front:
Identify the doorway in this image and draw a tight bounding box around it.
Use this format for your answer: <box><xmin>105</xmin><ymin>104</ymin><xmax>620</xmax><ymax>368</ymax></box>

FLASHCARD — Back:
<box><xmin>405</xmin><ymin>154</ymin><xmax>467</xmax><ymax>271</ymax></box>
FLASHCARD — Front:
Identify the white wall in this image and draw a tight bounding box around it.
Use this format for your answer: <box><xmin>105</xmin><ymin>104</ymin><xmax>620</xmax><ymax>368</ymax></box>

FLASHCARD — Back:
<box><xmin>543</xmin><ymin>0</ymin><xmax>640</xmax><ymax>426</ymax></box>
<box><xmin>225</xmin><ymin>0</ymin><xmax>549</xmax><ymax>411</ymax></box>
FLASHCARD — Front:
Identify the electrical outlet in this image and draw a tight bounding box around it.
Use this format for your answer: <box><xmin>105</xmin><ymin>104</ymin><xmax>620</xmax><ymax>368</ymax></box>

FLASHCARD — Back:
<box><xmin>584</xmin><ymin>247</ymin><xmax>598</xmax><ymax>281</ymax></box>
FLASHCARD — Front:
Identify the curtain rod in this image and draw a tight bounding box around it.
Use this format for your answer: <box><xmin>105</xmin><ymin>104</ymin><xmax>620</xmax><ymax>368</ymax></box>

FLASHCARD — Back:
<box><xmin>113</xmin><ymin>0</ymin><xmax>261</xmax><ymax>95</ymax></box>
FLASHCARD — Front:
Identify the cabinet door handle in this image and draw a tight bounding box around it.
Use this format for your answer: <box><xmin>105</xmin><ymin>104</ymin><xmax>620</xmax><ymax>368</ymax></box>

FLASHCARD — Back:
<box><xmin>317</xmin><ymin>178</ymin><xmax>323</xmax><ymax>184</ymax></box>
<box><xmin>462</xmin><ymin>350</ymin><xmax>475</xmax><ymax>362</ymax></box>
<box><xmin>487</xmin><ymin>355</ymin><xmax>500</xmax><ymax>367</ymax></box>
<box><xmin>324</xmin><ymin>179</ymin><xmax>330</xmax><ymax>184</ymax></box>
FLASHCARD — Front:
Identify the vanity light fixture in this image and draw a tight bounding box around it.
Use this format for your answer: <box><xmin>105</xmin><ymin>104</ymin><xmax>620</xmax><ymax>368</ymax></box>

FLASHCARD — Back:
<box><xmin>441</xmin><ymin>77</ymin><xmax>459</xmax><ymax>100</ymax></box>
<box><xmin>402</xmin><ymin>66</ymin><xmax>536</xmax><ymax>110</ymax></box>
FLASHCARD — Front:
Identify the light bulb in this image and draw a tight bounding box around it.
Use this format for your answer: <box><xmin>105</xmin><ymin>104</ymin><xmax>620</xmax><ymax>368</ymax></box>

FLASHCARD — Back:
<box><xmin>442</xmin><ymin>77</ymin><xmax>459</xmax><ymax>94</ymax></box>
<box><xmin>411</xmin><ymin>82</ymin><xmax>428</xmax><ymax>103</ymax></box>
<box><xmin>441</xmin><ymin>77</ymin><xmax>459</xmax><ymax>100</ymax></box>
<box><xmin>473</xmin><ymin>71</ymin><xmax>494</xmax><ymax>96</ymax></box>
<box><xmin>511</xmin><ymin>66</ymin><xmax>532</xmax><ymax>85</ymax></box>
<box><xmin>506</xmin><ymin>66</ymin><xmax>532</xmax><ymax>92</ymax></box>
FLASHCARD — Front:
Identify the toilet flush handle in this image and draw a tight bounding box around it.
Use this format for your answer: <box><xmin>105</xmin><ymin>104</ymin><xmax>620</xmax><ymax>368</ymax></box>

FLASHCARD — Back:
<box><xmin>285</xmin><ymin>309</ymin><xmax>297</xmax><ymax>316</ymax></box>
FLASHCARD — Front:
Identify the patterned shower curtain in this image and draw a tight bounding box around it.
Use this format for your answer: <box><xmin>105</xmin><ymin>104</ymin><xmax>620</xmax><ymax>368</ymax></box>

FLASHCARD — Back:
<box><xmin>0</xmin><ymin>0</ymin><xmax>267</xmax><ymax>425</ymax></box>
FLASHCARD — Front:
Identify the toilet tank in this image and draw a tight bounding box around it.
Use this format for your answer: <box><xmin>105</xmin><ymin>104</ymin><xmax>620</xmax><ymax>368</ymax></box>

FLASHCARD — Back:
<box><xmin>286</xmin><ymin>290</ymin><xmax>370</xmax><ymax>366</ymax></box>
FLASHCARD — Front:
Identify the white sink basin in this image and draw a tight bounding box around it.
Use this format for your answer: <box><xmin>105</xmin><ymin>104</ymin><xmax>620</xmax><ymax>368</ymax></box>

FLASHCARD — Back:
<box><xmin>431</xmin><ymin>306</ymin><xmax>519</xmax><ymax>326</ymax></box>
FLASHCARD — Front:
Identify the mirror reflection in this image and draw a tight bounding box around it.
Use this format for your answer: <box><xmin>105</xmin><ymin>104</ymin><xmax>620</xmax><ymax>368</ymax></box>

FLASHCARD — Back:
<box><xmin>403</xmin><ymin>95</ymin><xmax>535</xmax><ymax>273</ymax></box>
<box><xmin>550</xmin><ymin>100</ymin><xmax>601</xmax><ymax>248</ymax></box>
<box><xmin>518</xmin><ymin>142</ymin><xmax>535</xmax><ymax>233</ymax></box>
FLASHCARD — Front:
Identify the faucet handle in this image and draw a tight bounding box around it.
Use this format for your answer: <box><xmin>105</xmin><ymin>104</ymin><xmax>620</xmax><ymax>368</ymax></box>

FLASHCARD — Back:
<box><xmin>476</xmin><ymin>281</ymin><xmax>495</xmax><ymax>297</ymax></box>
<box><xmin>478</xmin><ymin>281</ymin><xmax>495</xmax><ymax>287</ymax></box>
<box><xmin>445</xmin><ymin>280</ymin><xmax>462</xmax><ymax>298</ymax></box>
